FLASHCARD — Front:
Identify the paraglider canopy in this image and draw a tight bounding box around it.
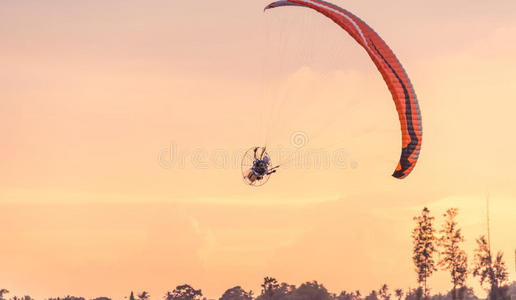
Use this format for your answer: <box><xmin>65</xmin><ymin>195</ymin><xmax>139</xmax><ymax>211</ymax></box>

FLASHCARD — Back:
<box><xmin>264</xmin><ymin>0</ymin><xmax>422</xmax><ymax>179</ymax></box>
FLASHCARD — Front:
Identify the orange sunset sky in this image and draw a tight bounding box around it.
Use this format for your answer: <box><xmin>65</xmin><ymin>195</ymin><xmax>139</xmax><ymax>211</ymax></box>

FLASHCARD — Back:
<box><xmin>1</xmin><ymin>0</ymin><xmax>516</xmax><ymax>299</ymax></box>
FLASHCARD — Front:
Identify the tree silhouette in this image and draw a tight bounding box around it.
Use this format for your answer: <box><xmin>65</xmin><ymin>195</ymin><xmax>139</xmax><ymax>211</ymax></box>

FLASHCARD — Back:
<box><xmin>378</xmin><ymin>285</ymin><xmax>391</xmax><ymax>300</ymax></box>
<box><xmin>165</xmin><ymin>284</ymin><xmax>203</xmax><ymax>300</ymax></box>
<box><xmin>437</xmin><ymin>208</ymin><xmax>468</xmax><ymax>300</ymax></box>
<box><xmin>394</xmin><ymin>289</ymin><xmax>403</xmax><ymax>300</ymax></box>
<box><xmin>412</xmin><ymin>207</ymin><xmax>437</xmax><ymax>299</ymax></box>
<box><xmin>138</xmin><ymin>291</ymin><xmax>150</xmax><ymax>300</ymax></box>
<box><xmin>364</xmin><ymin>290</ymin><xmax>379</xmax><ymax>300</ymax></box>
<box><xmin>260</xmin><ymin>277</ymin><xmax>281</xmax><ymax>300</ymax></box>
<box><xmin>453</xmin><ymin>287</ymin><xmax>479</xmax><ymax>300</ymax></box>
<box><xmin>257</xmin><ymin>279</ymin><xmax>296</xmax><ymax>300</ymax></box>
<box><xmin>405</xmin><ymin>288</ymin><xmax>423</xmax><ymax>300</ymax></box>
<box><xmin>129</xmin><ymin>291</ymin><xmax>136</xmax><ymax>300</ymax></box>
<box><xmin>472</xmin><ymin>235</ymin><xmax>509</xmax><ymax>300</ymax></box>
<box><xmin>335</xmin><ymin>291</ymin><xmax>351</xmax><ymax>300</ymax></box>
<box><xmin>290</xmin><ymin>281</ymin><xmax>332</xmax><ymax>300</ymax></box>
<box><xmin>355</xmin><ymin>291</ymin><xmax>362</xmax><ymax>300</ymax></box>
<box><xmin>336</xmin><ymin>290</ymin><xmax>361</xmax><ymax>300</ymax></box>
<box><xmin>219</xmin><ymin>286</ymin><xmax>253</xmax><ymax>300</ymax></box>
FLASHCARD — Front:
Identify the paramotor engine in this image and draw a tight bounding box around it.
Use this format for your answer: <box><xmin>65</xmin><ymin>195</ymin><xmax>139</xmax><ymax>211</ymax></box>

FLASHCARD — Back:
<box><xmin>241</xmin><ymin>147</ymin><xmax>279</xmax><ymax>187</ymax></box>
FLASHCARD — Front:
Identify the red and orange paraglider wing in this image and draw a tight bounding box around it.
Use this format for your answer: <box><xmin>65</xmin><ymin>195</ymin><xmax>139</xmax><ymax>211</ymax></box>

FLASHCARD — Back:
<box><xmin>265</xmin><ymin>0</ymin><xmax>422</xmax><ymax>179</ymax></box>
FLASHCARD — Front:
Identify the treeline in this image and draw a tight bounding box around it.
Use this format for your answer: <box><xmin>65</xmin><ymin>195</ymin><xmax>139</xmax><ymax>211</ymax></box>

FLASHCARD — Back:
<box><xmin>1</xmin><ymin>207</ymin><xmax>514</xmax><ymax>300</ymax></box>
<box><xmin>411</xmin><ymin>207</ymin><xmax>512</xmax><ymax>300</ymax></box>
<box><xmin>4</xmin><ymin>278</ymin><xmax>516</xmax><ymax>300</ymax></box>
